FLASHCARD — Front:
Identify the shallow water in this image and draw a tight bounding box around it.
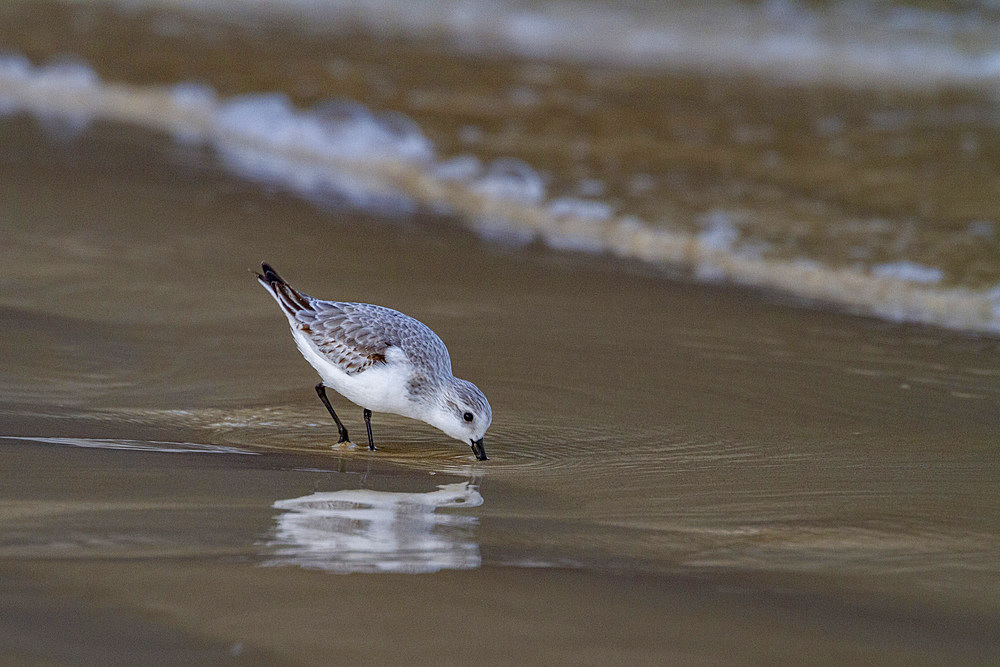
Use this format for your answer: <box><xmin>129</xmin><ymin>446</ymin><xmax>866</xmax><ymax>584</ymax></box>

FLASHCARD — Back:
<box><xmin>3</xmin><ymin>1</ymin><xmax>1000</xmax><ymax>330</ymax></box>
<box><xmin>2</xmin><ymin>114</ymin><xmax>1000</xmax><ymax>661</ymax></box>
<box><xmin>2</xmin><ymin>1</ymin><xmax>1000</xmax><ymax>663</ymax></box>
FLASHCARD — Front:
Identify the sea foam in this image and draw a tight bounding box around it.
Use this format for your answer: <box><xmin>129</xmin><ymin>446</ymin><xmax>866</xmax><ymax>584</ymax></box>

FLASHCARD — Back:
<box><xmin>105</xmin><ymin>0</ymin><xmax>1000</xmax><ymax>91</ymax></box>
<box><xmin>3</xmin><ymin>55</ymin><xmax>1000</xmax><ymax>334</ymax></box>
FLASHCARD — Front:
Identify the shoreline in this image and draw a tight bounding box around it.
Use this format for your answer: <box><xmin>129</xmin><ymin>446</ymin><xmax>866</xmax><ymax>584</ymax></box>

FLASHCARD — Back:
<box><xmin>2</xmin><ymin>46</ymin><xmax>999</xmax><ymax>334</ymax></box>
<box><xmin>2</xmin><ymin>6</ymin><xmax>1000</xmax><ymax>659</ymax></box>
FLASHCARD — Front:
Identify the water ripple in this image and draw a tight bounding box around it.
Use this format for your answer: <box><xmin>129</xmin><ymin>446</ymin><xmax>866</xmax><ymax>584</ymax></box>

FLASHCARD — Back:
<box><xmin>0</xmin><ymin>435</ymin><xmax>256</xmax><ymax>455</ymax></box>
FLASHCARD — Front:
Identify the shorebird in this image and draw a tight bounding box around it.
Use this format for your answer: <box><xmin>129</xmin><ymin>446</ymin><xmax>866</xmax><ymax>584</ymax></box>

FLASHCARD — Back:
<box><xmin>255</xmin><ymin>263</ymin><xmax>491</xmax><ymax>460</ymax></box>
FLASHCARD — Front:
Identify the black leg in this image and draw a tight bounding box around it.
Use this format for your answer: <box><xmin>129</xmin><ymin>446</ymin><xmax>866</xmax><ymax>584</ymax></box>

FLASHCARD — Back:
<box><xmin>363</xmin><ymin>408</ymin><xmax>376</xmax><ymax>451</ymax></box>
<box><xmin>315</xmin><ymin>383</ymin><xmax>350</xmax><ymax>444</ymax></box>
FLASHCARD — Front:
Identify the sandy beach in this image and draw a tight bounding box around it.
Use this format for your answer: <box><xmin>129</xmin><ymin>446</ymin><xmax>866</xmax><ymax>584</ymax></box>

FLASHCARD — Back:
<box><xmin>2</xmin><ymin>116</ymin><xmax>999</xmax><ymax>663</ymax></box>
<box><xmin>2</xmin><ymin>1</ymin><xmax>1000</xmax><ymax>663</ymax></box>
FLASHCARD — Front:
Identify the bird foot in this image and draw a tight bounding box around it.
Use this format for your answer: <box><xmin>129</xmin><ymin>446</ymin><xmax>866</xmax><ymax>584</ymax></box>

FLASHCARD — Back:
<box><xmin>332</xmin><ymin>440</ymin><xmax>357</xmax><ymax>450</ymax></box>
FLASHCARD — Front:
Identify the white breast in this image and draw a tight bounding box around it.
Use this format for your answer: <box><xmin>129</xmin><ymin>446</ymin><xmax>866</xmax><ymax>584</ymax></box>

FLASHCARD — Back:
<box><xmin>291</xmin><ymin>327</ymin><xmax>418</xmax><ymax>416</ymax></box>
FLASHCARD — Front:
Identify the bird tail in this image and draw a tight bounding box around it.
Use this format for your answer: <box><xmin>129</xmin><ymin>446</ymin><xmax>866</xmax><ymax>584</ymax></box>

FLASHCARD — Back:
<box><xmin>254</xmin><ymin>263</ymin><xmax>313</xmax><ymax>319</ymax></box>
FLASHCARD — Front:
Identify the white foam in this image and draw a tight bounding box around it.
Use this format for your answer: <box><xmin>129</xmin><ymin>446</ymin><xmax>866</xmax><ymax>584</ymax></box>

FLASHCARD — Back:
<box><xmin>872</xmin><ymin>262</ymin><xmax>944</xmax><ymax>285</ymax></box>
<box><xmin>3</xmin><ymin>55</ymin><xmax>1000</xmax><ymax>334</ymax></box>
<box><xmin>543</xmin><ymin>198</ymin><xmax>614</xmax><ymax>252</ymax></box>
<box><xmin>205</xmin><ymin>92</ymin><xmax>432</xmax><ymax>211</ymax></box>
<box><xmin>105</xmin><ymin>0</ymin><xmax>1000</xmax><ymax>90</ymax></box>
<box><xmin>432</xmin><ymin>154</ymin><xmax>482</xmax><ymax>181</ymax></box>
<box><xmin>0</xmin><ymin>57</ymin><xmax>98</xmax><ymax>134</ymax></box>
<box><xmin>698</xmin><ymin>211</ymin><xmax>740</xmax><ymax>252</ymax></box>
<box><xmin>472</xmin><ymin>158</ymin><xmax>546</xmax><ymax>204</ymax></box>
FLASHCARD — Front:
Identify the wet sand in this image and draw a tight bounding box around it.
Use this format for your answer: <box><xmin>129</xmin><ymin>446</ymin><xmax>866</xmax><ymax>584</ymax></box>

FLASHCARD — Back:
<box><xmin>2</xmin><ymin>116</ymin><xmax>1000</xmax><ymax>662</ymax></box>
<box><xmin>3</xmin><ymin>446</ymin><xmax>997</xmax><ymax>665</ymax></box>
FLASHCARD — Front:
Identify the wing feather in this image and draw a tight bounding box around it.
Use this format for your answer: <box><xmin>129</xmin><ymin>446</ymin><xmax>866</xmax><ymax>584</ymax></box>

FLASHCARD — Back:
<box><xmin>296</xmin><ymin>299</ymin><xmax>452</xmax><ymax>378</ymax></box>
<box><xmin>257</xmin><ymin>265</ymin><xmax>451</xmax><ymax>378</ymax></box>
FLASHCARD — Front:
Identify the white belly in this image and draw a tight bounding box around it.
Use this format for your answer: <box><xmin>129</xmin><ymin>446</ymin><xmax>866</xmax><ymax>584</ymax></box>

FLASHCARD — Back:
<box><xmin>291</xmin><ymin>328</ymin><xmax>417</xmax><ymax>417</ymax></box>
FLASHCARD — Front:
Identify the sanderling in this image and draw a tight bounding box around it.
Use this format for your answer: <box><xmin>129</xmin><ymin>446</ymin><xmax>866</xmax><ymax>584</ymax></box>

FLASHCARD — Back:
<box><xmin>255</xmin><ymin>263</ymin><xmax>492</xmax><ymax>460</ymax></box>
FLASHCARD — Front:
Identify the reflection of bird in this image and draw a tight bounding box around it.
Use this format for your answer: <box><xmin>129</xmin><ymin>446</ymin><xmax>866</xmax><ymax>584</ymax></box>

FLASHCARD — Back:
<box><xmin>255</xmin><ymin>263</ymin><xmax>492</xmax><ymax>460</ymax></box>
<box><xmin>265</xmin><ymin>482</ymin><xmax>484</xmax><ymax>574</ymax></box>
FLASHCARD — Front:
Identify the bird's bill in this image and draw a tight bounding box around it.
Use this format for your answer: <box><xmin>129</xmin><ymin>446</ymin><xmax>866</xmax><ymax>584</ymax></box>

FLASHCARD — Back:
<box><xmin>470</xmin><ymin>438</ymin><xmax>488</xmax><ymax>461</ymax></box>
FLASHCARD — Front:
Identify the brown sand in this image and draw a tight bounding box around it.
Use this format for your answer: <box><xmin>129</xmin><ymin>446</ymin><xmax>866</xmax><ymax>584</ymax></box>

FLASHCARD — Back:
<box><xmin>1</xmin><ymin>116</ymin><xmax>999</xmax><ymax>662</ymax></box>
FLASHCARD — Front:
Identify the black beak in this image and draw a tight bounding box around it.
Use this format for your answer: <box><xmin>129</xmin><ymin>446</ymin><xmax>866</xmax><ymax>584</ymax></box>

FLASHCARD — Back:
<box><xmin>470</xmin><ymin>438</ymin><xmax>488</xmax><ymax>461</ymax></box>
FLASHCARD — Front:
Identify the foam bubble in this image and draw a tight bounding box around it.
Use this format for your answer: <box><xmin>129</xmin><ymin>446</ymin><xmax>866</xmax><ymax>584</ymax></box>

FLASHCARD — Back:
<box><xmin>472</xmin><ymin>158</ymin><xmax>546</xmax><ymax>204</ymax></box>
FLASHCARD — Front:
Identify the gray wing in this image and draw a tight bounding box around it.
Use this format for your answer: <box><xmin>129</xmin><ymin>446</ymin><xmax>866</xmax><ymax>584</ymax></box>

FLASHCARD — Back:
<box><xmin>298</xmin><ymin>299</ymin><xmax>452</xmax><ymax>378</ymax></box>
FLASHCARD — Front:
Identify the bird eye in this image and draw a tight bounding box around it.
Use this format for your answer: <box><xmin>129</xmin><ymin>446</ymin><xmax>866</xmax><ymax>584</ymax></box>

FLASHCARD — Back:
<box><xmin>463</xmin><ymin>412</ymin><xmax>474</xmax><ymax>422</ymax></box>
